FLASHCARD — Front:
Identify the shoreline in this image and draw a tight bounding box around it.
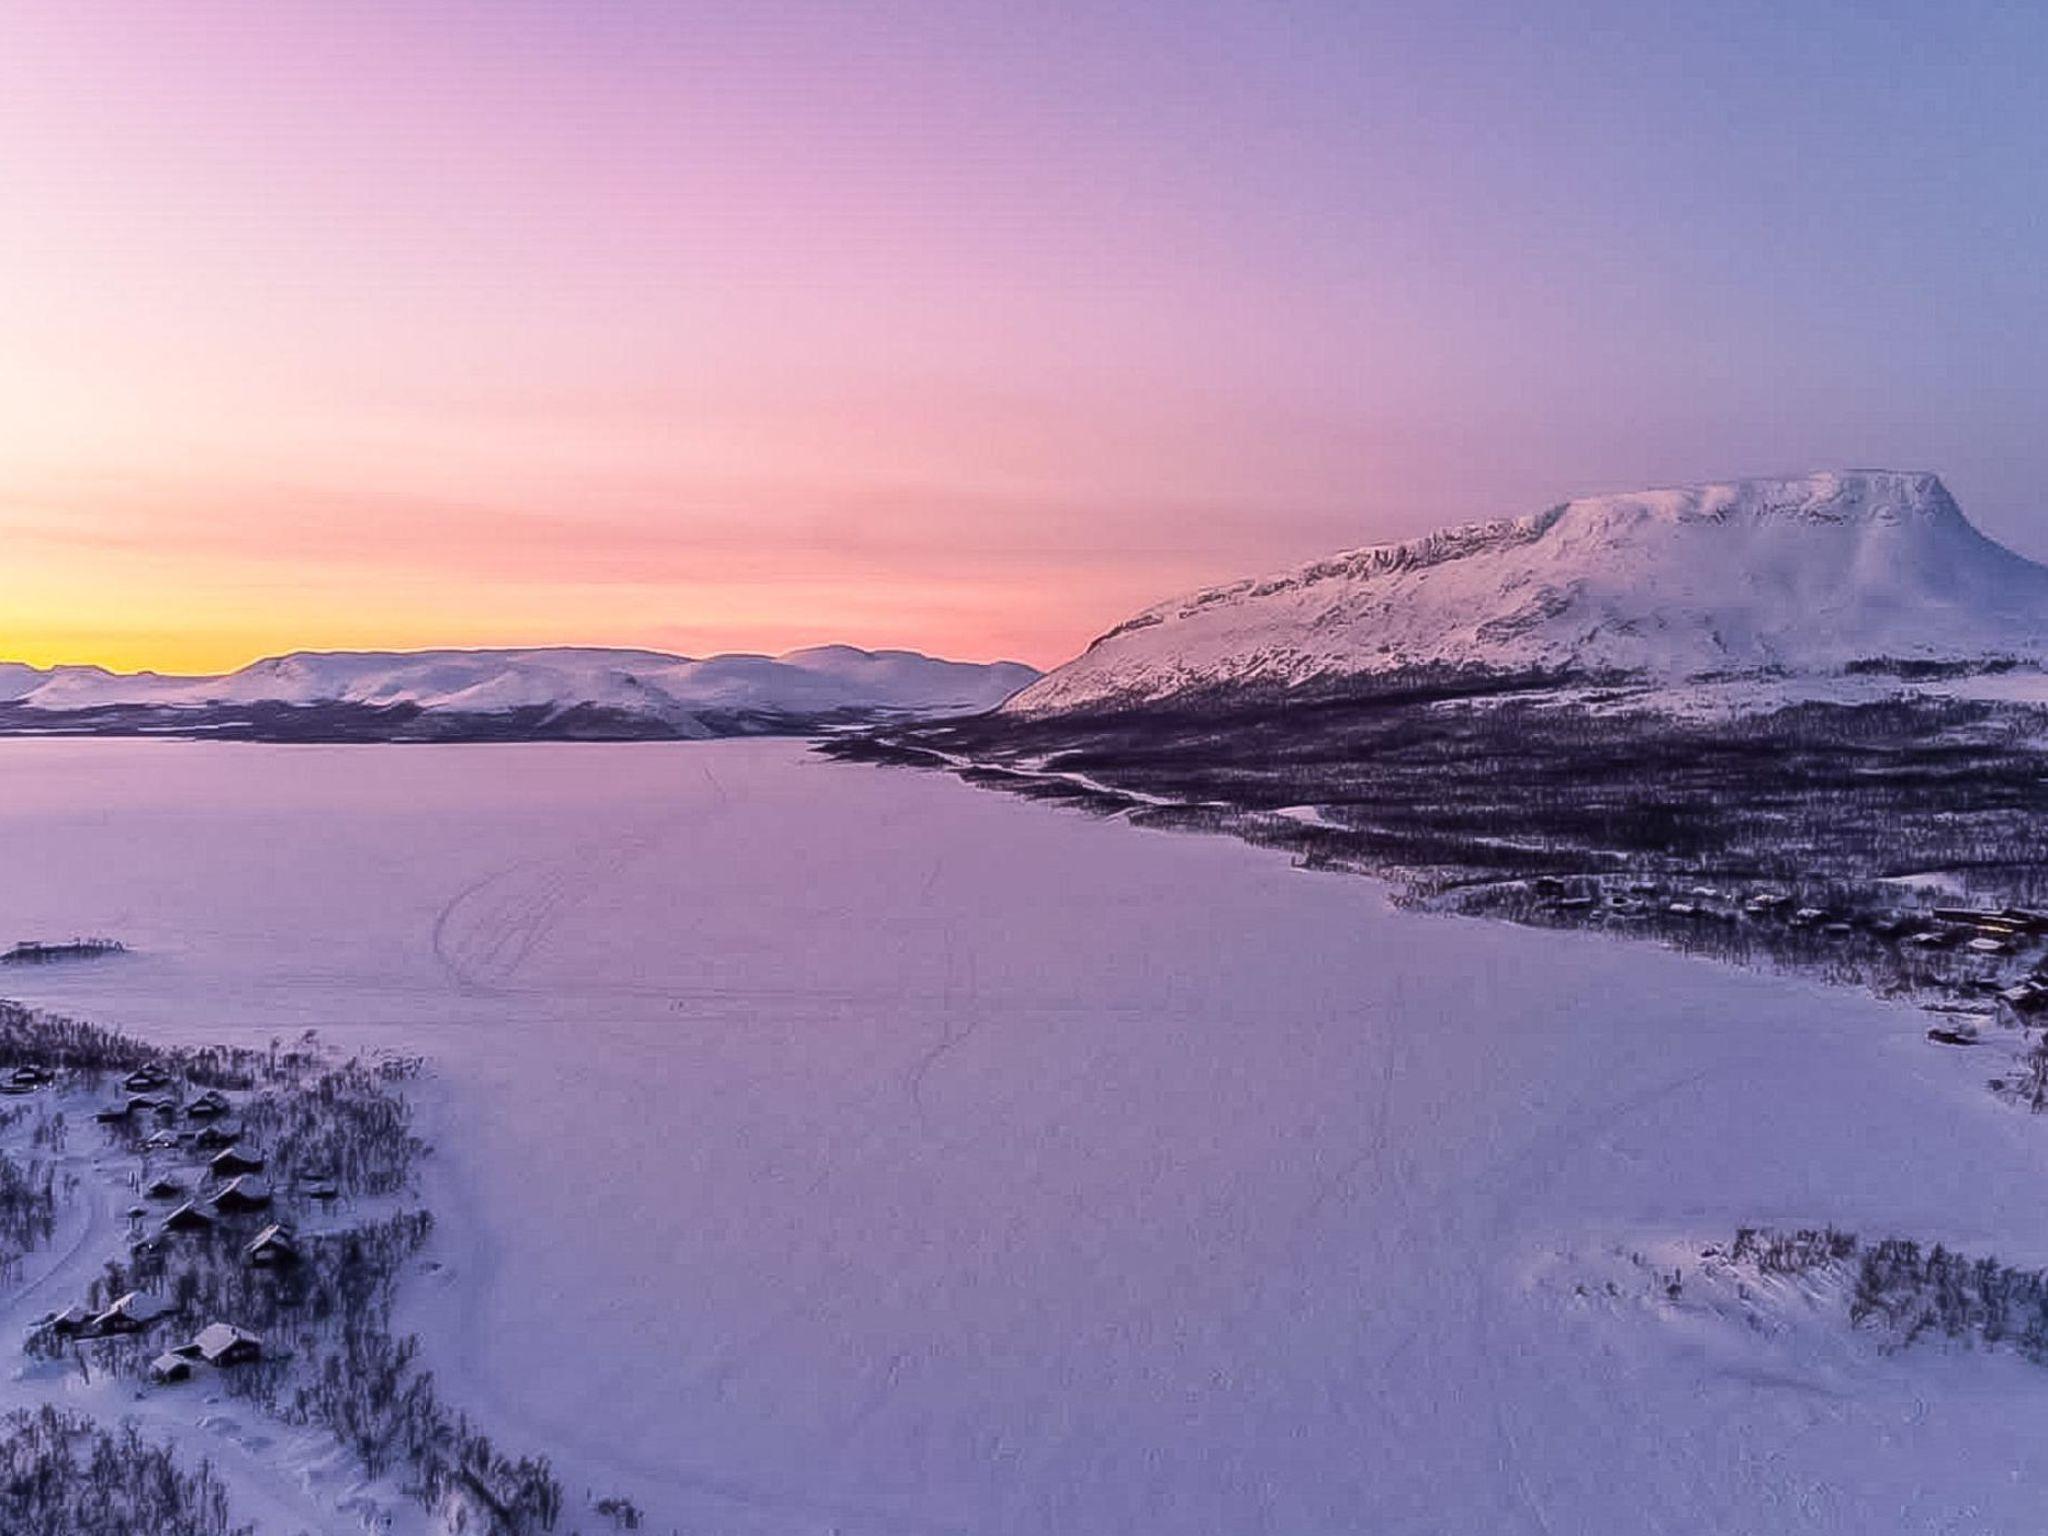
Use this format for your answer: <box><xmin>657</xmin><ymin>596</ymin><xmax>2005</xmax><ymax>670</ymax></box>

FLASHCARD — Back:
<box><xmin>5</xmin><ymin>738</ymin><xmax>2048</xmax><ymax>1532</ymax></box>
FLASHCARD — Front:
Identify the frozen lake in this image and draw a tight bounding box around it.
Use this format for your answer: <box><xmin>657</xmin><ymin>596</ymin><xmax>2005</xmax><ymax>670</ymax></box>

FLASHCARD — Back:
<box><xmin>3</xmin><ymin>737</ymin><xmax>2047</xmax><ymax>1534</ymax></box>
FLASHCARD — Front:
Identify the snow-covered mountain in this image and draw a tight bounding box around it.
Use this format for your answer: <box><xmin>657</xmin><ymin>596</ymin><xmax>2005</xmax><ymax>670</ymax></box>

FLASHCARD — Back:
<box><xmin>0</xmin><ymin>645</ymin><xmax>1038</xmax><ymax>738</ymax></box>
<box><xmin>1009</xmin><ymin>471</ymin><xmax>2048</xmax><ymax>716</ymax></box>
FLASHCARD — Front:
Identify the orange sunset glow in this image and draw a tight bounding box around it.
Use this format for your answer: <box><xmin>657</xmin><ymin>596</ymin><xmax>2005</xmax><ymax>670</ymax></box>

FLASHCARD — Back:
<box><xmin>7</xmin><ymin>1</ymin><xmax>2047</xmax><ymax>673</ymax></box>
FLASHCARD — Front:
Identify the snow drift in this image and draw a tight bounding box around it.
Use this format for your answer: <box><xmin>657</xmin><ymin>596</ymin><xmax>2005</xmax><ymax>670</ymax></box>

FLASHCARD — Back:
<box><xmin>1009</xmin><ymin>471</ymin><xmax>2048</xmax><ymax>715</ymax></box>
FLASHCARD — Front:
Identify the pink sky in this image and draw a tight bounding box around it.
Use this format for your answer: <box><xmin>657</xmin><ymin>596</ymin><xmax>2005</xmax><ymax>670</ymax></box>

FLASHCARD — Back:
<box><xmin>5</xmin><ymin>1</ymin><xmax>2044</xmax><ymax>672</ymax></box>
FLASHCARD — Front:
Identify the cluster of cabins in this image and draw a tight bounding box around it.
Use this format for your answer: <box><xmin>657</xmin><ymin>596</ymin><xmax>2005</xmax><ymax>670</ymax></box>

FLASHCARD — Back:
<box><xmin>27</xmin><ymin>1065</ymin><xmax>323</xmax><ymax>1390</ymax></box>
<box><xmin>92</xmin><ymin>1069</ymin><xmax>337</xmax><ymax>1232</ymax></box>
<box><xmin>40</xmin><ymin>1292</ymin><xmax>265</xmax><ymax>1383</ymax></box>
<box><xmin>1534</xmin><ymin>878</ymin><xmax>2048</xmax><ymax>955</ymax></box>
<box><xmin>0</xmin><ymin>1063</ymin><xmax>55</xmax><ymax>1096</ymax></box>
<box><xmin>1530</xmin><ymin>878</ymin><xmax>2048</xmax><ymax>1033</ymax></box>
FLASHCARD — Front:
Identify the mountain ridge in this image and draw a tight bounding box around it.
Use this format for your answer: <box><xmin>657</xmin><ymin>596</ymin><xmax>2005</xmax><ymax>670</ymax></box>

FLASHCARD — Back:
<box><xmin>1010</xmin><ymin>470</ymin><xmax>2048</xmax><ymax>716</ymax></box>
<box><xmin>0</xmin><ymin>644</ymin><xmax>1040</xmax><ymax>741</ymax></box>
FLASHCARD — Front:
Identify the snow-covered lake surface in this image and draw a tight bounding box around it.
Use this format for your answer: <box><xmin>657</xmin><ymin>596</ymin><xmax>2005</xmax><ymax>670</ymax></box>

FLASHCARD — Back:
<box><xmin>3</xmin><ymin>738</ymin><xmax>2048</xmax><ymax>1534</ymax></box>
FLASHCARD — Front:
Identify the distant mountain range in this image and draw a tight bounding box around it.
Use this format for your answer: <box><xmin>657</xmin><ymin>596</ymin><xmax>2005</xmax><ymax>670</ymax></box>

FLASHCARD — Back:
<box><xmin>0</xmin><ymin>645</ymin><xmax>1040</xmax><ymax>741</ymax></box>
<box><xmin>1008</xmin><ymin>471</ymin><xmax>2048</xmax><ymax>717</ymax></box>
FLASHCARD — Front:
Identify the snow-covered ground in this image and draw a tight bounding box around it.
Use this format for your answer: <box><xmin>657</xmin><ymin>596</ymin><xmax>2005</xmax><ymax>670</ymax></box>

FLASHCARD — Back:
<box><xmin>2</xmin><ymin>738</ymin><xmax>2048</xmax><ymax>1533</ymax></box>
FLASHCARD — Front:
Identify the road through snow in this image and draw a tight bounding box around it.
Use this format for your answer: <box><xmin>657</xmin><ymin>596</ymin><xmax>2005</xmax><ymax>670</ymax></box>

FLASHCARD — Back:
<box><xmin>2</xmin><ymin>738</ymin><xmax>2048</xmax><ymax>1534</ymax></box>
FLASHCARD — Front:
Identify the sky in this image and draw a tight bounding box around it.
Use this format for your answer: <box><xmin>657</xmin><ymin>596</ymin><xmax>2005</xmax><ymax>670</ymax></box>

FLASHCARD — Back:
<box><xmin>3</xmin><ymin>0</ymin><xmax>2046</xmax><ymax>674</ymax></box>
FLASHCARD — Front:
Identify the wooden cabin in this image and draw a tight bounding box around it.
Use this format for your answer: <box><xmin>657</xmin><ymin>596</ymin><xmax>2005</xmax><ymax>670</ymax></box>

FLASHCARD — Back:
<box><xmin>208</xmin><ymin>1146</ymin><xmax>266</xmax><ymax>1177</ymax></box>
<box><xmin>44</xmin><ymin>1304</ymin><xmax>92</xmax><ymax>1337</ymax></box>
<box><xmin>245</xmin><ymin>1223</ymin><xmax>299</xmax><ymax>1266</ymax></box>
<box><xmin>211</xmin><ymin>1176</ymin><xmax>273</xmax><ymax>1214</ymax></box>
<box><xmin>90</xmin><ymin>1291</ymin><xmax>167</xmax><ymax>1335</ymax></box>
<box><xmin>161</xmin><ymin>1201</ymin><xmax>215</xmax><ymax>1233</ymax></box>
<box><xmin>184</xmin><ymin>1322</ymin><xmax>263</xmax><ymax>1368</ymax></box>
<box><xmin>149</xmin><ymin>1351</ymin><xmax>194</xmax><ymax>1384</ymax></box>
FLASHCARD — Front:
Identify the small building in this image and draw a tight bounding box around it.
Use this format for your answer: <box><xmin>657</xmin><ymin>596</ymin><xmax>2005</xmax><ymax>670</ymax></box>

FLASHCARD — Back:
<box><xmin>244</xmin><ymin>1223</ymin><xmax>299</xmax><ymax>1267</ymax></box>
<box><xmin>149</xmin><ymin>1351</ymin><xmax>194</xmax><ymax>1384</ymax></box>
<box><xmin>183</xmin><ymin>1322</ymin><xmax>262</xmax><ymax>1368</ymax></box>
<box><xmin>186</xmin><ymin>1089</ymin><xmax>232</xmax><ymax>1120</ymax></box>
<box><xmin>44</xmin><ymin>1304</ymin><xmax>93</xmax><ymax>1337</ymax></box>
<box><xmin>162</xmin><ymin>1201</ymin><xmax>215</xmax><ymax>1233</ymax></box>
<box><xmin>90</xmin><ymin>1291</ymin><xmax>168</xmax><ymax>1335</ymax></box>
<box><xmin>123</xmin><ymin>1068</ymin><xmax>169</xmax><ymax>1094</ymax></box>
<box><xmin>1998</xmin><ymin>983</ymin><xmax>2048</xmax><ymax>1018</ymax></box>
<box><xmin>93</xmin><ymin>1102</ymin><xmax>133</xmax><ymax>1124</ymax></box>
<box><xmin>144</xmin><ymin>1174</ymin><xmax>186</xmax><ymax>1200</ymax></box>
<box><xmin>211</xmin><ymin>1176</ymin><xmax>272</xmax><ymax>1214</ymax></box>
<box><xmin>193</xmin><ymin>1121</ymin><xmax>245</xmax><ymax>1152</ymax></box>
<box><xmin>208</xmin><ymin>1146</ymin><xmax>265</xmax><ymax>1177</ymax></box>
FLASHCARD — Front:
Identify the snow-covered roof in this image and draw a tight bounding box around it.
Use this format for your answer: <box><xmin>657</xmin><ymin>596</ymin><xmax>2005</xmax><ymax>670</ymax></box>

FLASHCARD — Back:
<box><xmin>93</xmin><ymin>1290</ymin><xmax>168</xmax><ymax>1324</ymax></box>
<box><xmin>189</xmin><ymin>1322</ymin><xmax>262</xmax><ymax>1362</ymax></box>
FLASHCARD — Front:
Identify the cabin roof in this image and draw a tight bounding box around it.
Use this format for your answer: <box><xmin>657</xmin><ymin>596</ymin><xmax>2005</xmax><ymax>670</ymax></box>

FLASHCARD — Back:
<box><xmin>93</xmin><ymin>1290</ymin><xmax>167</xmax><ymax>1324</ymax></box>
<box><xmin>190</xmin><ymin>1322</ymin><xmax>262</xmax><ymax>1361</ymax></box>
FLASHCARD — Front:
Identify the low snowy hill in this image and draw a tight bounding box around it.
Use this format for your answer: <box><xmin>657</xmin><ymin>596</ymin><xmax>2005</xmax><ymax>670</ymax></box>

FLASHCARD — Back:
<box><xmin>0</xmin><ymin>645</ymin><xmax>1038</xmax><ymax>740</ymax></box>
<box><xmin>1009</xmin><ymin>471</ymin><xmax>2048</xmax><ymax>716</ymax></box>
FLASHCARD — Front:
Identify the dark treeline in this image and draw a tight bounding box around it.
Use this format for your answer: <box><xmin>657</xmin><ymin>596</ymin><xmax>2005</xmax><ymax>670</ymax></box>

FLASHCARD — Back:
<box><xmin>0</xmin><ymin>1105</ymin><xmax>59</xmax><ymax>1276</ymax></box>
<box><xmin>1727</xmin><ymin>1225</ymin><xmax>2048</xmax><ymax>1359</ymax></box>
<box><xmin>0</xmin><ymin>999</ymin><xmax>267</xmax><ymax>1089</ymax></box>
<box><xmin>0</xmin><ymin>1406</ymin><xmax>251</xmax><ymax>1536</ymax></box>
<box><xmin>830</xmin><ymin>690</ymin><xmax>2048</xmax><ymax>1032</ymax></box>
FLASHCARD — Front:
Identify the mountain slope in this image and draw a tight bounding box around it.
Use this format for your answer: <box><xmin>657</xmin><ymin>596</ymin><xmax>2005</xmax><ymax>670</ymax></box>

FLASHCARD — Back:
<box><xmin>1008</xmin><ymin>471</ymin><xmax>2048</xmax><ymax>716</ymax></box>
<box><xmin>0</xmin><ymin>646</ymin><xmax>1039</xmax><ymax>740</ymax></box>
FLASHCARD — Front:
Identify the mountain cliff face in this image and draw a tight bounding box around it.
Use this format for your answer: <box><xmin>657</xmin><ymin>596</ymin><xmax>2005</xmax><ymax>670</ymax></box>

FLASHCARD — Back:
<box><xmin>0</xmin><ymin>645</ymin><xmax>1039</xmax><ymax>740</ymax></box>
<box><xmin>1008</xmin><ymin>472</ymin><xmax>2048</xmax><ymax>717</ymax></box>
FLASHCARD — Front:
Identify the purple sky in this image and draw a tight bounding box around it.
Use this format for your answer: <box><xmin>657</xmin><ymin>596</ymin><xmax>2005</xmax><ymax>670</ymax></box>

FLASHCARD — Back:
<box><xmin>4</xmin><ymin>0</ymin><xmax>2044</xmax><ymax>670</ymax></box>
